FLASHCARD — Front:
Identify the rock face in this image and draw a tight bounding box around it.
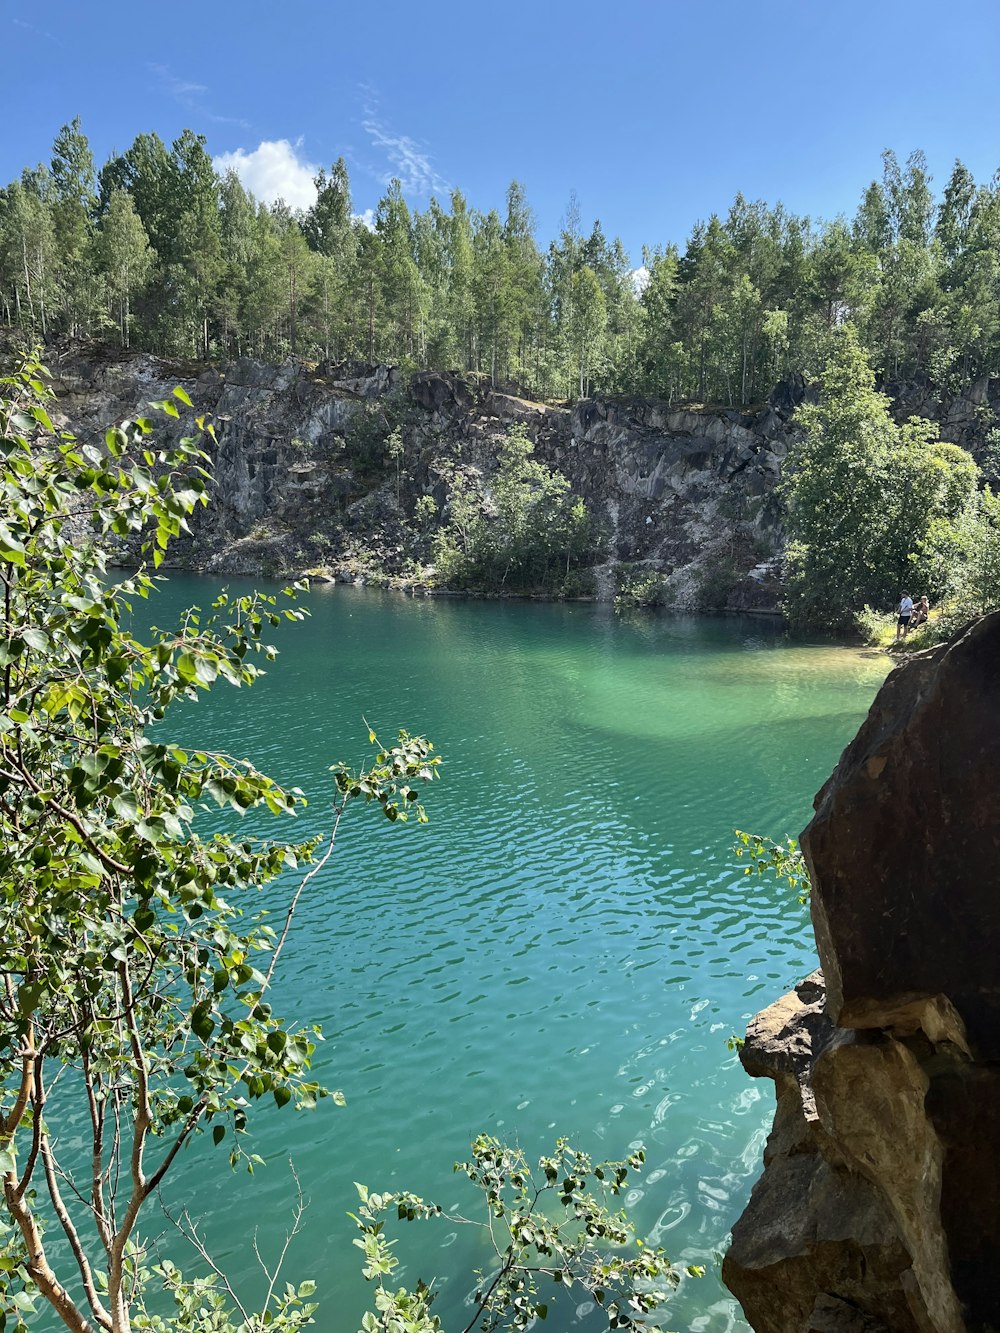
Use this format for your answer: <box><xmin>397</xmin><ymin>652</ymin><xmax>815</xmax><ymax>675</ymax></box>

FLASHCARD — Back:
<box><xmin>887</xmin><ymin>376</ymin><xmax>1000</xmax><ymax>486</ymax></box>
<box><xmin>724</xmin><ymin>615</ymin><xmax>1000</xmax><ymax>1332</ymax></box>
<box><xmin>25</xmin><ymin>345</ymin><xmax>1000</xmax><ymax>598</ymax></box>
<box><xmin>42</xmin><ymin>347</ymin><xmax>793</xmax><ymax>602</ymax></box>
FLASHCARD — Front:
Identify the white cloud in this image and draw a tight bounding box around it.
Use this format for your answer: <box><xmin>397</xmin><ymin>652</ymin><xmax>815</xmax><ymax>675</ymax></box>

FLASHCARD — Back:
<box><xmin>10</xmin><ymin>16</ymin><xmax>63</xmax><ymax>47</ymax></box>
<box><xmin>150</xmin><ymin>62</ymin><xmax>251</xmax><ymax>131</ymax></box>
<box><xmin>354</xmin><ymin>86</ymin><xmax>447</xmax><ymax>201</ymax></box>
<box><xmin>631</xmin><ymin>266</ymin><xmax>651</xmax><ymax>297</ymax></box>
<box><xmin>149</xmin><ymin>61</ymin><xmax>207</xmax><ymax>99</ymax></box>
<box><xmin>356</xmin><ymin>89</ymin><xmax>447</xmax><ymax>198</ymax></box>
<box><xmin>361</xmin><ymin>117</ymin><xmax>447</xmax><ymax>196</ymax></box>
<box><xmin>353</xmin><ymin>208</ymin><xmax>376</xmax><ymax>231</ymax></box>
<box><xmin>213</xmin><ymin>140</ymin><xmax>319</xmax><ymax>211</ymax></box>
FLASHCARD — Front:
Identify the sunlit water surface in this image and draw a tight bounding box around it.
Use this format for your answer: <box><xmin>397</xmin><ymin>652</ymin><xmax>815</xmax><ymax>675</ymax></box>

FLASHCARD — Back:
<box><xmin>119</xmin><ymin>584</ymin><xmax>888</xmax><ymax>1330</ymax></box>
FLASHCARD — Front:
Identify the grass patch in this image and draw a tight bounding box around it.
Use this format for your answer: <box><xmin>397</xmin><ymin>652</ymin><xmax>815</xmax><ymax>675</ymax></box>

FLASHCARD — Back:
<box><xmin>855</xmin><ymin>605</ymin><xmax>945</xmax><ymax>652</ymax></box>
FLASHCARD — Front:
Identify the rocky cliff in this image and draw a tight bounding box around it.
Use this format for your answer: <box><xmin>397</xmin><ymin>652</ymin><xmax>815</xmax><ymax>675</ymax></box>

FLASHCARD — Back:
<box><xmin>723</xmin><ymin>613</ymin><xmax>1000</xmax><ymax>1332</ymax></box>
<box><xmin>43</xmin><ymin>345</ymin><xmax>794</xmax><ymax>605</ymax></box>
<box><xmin>28</xmin><ymin>344</ymin><xmax>1000</xmax><ymax>604</ymax></box>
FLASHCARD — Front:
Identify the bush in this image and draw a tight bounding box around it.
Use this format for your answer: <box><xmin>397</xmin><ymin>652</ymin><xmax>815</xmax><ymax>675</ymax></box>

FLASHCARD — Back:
<box><xmin>614</xmin><ymin>564</ymin><xmax>669</xmax><ymax>609</ymax></box>
<box><xmin>855</xmin><ymin>604</ymin><xmax>895</xmax><ymax>646</ymax></box>
<box><xmin>561</xmin><ymin>567</ymin><xmax>597</xmax><ymax>598</ymax></box>
<box><xmin>694</xmin><ymin>559</ymin><xmax>744</xmax><ymax>611</ymax></box>
<box><xmin>782</xmin><ymin>326</ymin><xmax>980</xmax><ymax>631</ymax></box>
<box><xmin>433</xmin><ymin>426</ymin><xmax>596</xmax><ymax>594</ymax></box>
<box><xmin>430</xmin><ymin>527</ymin><xmax>475</xmax><ymax>589</ymax></box>
<box><xmin>413</xmin><ymin>493</ymin><xmax>438</xmax><ymax>531</ymax></box>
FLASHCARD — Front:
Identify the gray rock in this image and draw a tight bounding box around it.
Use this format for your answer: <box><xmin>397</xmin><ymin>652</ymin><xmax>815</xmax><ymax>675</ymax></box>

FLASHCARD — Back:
<box><xmin>45</xmin><ymin>351</ymin><xmax>795</xmax><ymax>603</ymax></box>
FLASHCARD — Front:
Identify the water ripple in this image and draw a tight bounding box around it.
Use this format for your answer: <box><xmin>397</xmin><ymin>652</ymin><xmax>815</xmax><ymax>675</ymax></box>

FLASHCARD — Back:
<box><xmin>138</xmin><ymin>582</ymin><xmax>888</xmax><ymax>1333</ymax></box>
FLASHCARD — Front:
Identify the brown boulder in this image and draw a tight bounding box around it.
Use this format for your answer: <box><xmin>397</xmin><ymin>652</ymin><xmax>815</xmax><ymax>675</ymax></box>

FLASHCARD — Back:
<box><xmin>726</xmin><ymin>613</ymin><xmax>1000</xmax><ymax>1332</ymax></box>
<box><xmin>803</xmin><ymin>613</ymin><xmax>1000</xmax><ymax>1059</ymax></box>
<box><xmin>722</xmin><ymin>977</ymin><xmax>938</xmax><ymax>1333</ymax></box>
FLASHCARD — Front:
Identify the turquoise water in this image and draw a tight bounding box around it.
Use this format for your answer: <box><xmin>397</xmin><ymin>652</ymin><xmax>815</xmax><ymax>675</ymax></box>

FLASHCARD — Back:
<box><xmin>144</xmin><ymin>583</ymin><xmax>887</xmax><ymax>1332</ymax></box>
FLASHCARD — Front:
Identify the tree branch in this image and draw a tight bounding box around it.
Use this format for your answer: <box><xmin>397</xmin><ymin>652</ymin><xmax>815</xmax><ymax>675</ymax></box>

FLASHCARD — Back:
<box><xmin>39</xmin><ymin>1074</ymin><xmax>114</xmax><ymax>1331</ymax></box>
<box><xmin>4</xmin><ymin>1168</ymin><xmax>96</xmax><ymax>1333</ymax></box>
<box><xmin>262</xmin><ymin>806</ymin><xmax>345</xmax><ymax>993</ymax></box>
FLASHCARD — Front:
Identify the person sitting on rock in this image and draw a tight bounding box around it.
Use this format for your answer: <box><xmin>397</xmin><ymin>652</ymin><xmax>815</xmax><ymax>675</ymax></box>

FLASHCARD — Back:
<box><xmin>910</xmin><ymin>595</ymin><xmax>930</xmax><ymax>631</ymax></box>
<box><xmin>896</xmin><ymin>591</ymin><xmax>914</xmax><ymax>641</ymax></box>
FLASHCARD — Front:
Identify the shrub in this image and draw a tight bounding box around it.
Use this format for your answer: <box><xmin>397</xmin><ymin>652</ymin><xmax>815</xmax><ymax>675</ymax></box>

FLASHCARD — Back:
<box><xmin>433</xmin><ymin>426</ymin><xmax>595</xmax><ymax>594</ymax></box>
<box><xmin>855</xmin><ymin>605</ymin><xmax>895</xmax><ymax>646</ymax></box>
<box><xmin>694</xmin><ymin>559</ymin><xmax>744</xmax><ymax>611</ymax></box>
<box><xmin>614</xmin><ymin>564</ymin><xmax>669</xmax><ymax>609</ymax></box>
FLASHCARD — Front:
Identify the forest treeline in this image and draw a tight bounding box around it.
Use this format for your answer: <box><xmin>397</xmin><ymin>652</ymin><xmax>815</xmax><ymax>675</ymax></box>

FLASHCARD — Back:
<box><xmin>4</xmin><ymin>120</ymin><xmax>1000</xmax><ymax>405</ymax></box>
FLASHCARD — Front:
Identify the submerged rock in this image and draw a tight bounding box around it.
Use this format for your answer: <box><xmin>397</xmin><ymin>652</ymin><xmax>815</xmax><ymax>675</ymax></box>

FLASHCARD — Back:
<box><xmin>724</xmin><ymin>613</ymin><xmax>1000</xmax><ymax>1332</ymax></box>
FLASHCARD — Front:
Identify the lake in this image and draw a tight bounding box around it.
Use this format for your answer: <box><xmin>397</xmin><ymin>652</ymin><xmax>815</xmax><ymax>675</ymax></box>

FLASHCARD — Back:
<box><xmin>146</xmin><ymin>580</ymin><xmax>889</xmax><ymax>1332</ymax></box>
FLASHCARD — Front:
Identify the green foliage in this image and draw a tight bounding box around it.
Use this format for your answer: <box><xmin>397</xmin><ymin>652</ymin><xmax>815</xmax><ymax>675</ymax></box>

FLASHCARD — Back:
<box><xmin>130</xmin><ymin>1256</ymin><xmax>319</xmax><ymax>1333</ymax></box>
<box><xmin>560</xmin><ymin>566</ymin><xmax>597</xmax><ymax>599</ymax></box>
<box><xmin>333</xmin><ymin>727</ymin><xmax>440</xmax><ymax>824</ymax></box>
<box><xmin>12</xmin><ymin>123</ymin><xmax>1000</xmax><ymax>406</ymax></box>
<box><xmin>92</xmin><ymin>187</ymin><xmax>155</xmax><ymax>347</ymax></box>
<box><xmin>386</xmin><ymin>426</ymin><xmax>405</xmax><ymax>508</ymax></box>
<box><xmin>343</xmin><ymin>402</ymin><xmax>392</xmax><ymax>475</ymax></box>
<box><xmin>734</xmin><ymin>830</ymin><xmax>810</xmax><ymax>904</ymax></box>
<box><xmin>342</xmin><ymin>393</ymin><xmax>413</xmax><ymax>479</ymax></box>
<box><xmin>432</xmin><ymin>426</ymin><xmax>595</xmax><ymax>594</ymax></box>
<box><xmin>910</xmin><ymin>485</ymin><xmax>1000</xmax><ymax>637</ymax></box>
<box><xmin>693</xmin><ymin>558</ymin><xmax>745</xmax><ymax>612</ymax></box>
<box><xmin>613</xmin><ymin>565</ymin><xmax>669</xmax><ymax>611</ymax></box>
<box><xmin>0</xmin><ymin>355</ymin><xmax>440</xmax><ymax>1333</ymax></box>
<box><xmin>413</xmin><ymin>494</ymin><xmax>439</xmax><ymax>532</ymax></box>
<box><xmin>854</xmin><ymin>604</ymin><xmax>896</xmax><ymax>647</ymax></box>
<box><xmin>978</xmin><ymin>426</ymin><xmax>1000</xmax><ymax>486</ymax></box>
<box><xmin>782</xmin><ymin>326</ymin><xmax>980</xmax><ymax>630</ymax></box>
<box><xmin>856</xmin><ymin>479</ymin><xmax>1000</xmax><ymax>647</ymax></box>
<box><xmin>352</xmin><ymin>1137</ymin><xmax>691</xmax><ymax>1332</ymax></box>
<box><xmin>11</xmin><ymin>122</ymin><xmax>1000</xmax><ymax>405</ymax></box>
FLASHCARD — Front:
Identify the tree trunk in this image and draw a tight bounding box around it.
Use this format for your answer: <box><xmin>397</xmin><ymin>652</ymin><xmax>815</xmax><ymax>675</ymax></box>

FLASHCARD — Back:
<box><xmin>288</xmin><ymin>267</ymin><xmax>297</xmax><ymax>356</ymax></box>
<box><xmin>367</xmin><ymin>276</ymin><xmax>375</xmax><ymax>362</ymax></box>
<box><xmin>37</xmin><ymin>247</ymin><xmax>47</xmax><ymax>338</ymax></box>
<box><xmin>21</xmin><ymin>235</ymin><xmax>35</xmax><ymax>327</ymax></box>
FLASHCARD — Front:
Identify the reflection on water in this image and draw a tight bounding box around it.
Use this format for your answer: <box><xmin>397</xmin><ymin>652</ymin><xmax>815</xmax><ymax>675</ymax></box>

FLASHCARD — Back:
<box><xmin>139</xmin><ymin>584</ymin><xmax>887</xmax><ymax>1333</ymax></box>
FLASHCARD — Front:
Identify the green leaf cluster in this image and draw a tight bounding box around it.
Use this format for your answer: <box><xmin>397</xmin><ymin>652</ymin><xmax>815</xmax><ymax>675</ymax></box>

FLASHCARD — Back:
<box><xmin>332</xmin><ymin>727</ymin><xmax>440</xmax><ymax>825</ymax></box>
<box><xmin>432</xmin><ymin>426</ymin><xmax>596</xmax><ymax>595</ymax></box>
<box><xmin>351</xmin><ymin>1136</ymin><xmax>687</xmax><ymax>1333</ymax></box>
<box><xmin>0</xmin><ymin>355</ymin><xmax>439</xmax><ymax>1333</ymax></box>
<box><xmin>734</xmin><ymin>830</ymin><xmax>810</xmax><ymax>905</ymax></box>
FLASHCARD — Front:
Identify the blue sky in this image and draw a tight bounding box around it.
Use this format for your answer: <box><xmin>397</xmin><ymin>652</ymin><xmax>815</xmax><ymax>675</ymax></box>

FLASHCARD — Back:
<box><xmin>4</xmin><ymin>0</ymin><xmax>1000</xmax><ymax>261</ymax></box>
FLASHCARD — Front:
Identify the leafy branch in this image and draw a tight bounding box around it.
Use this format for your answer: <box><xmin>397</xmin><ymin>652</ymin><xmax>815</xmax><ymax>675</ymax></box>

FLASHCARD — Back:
<box><xmin>733</xmin><ymin>830</ymin><xmax>810</xmax><ymax>904</ymax></box>
<box><xmin>351</xmin><ymin>1137</ymin><xmax>697</xmax><ymax>1333</ymax></box>
<box><xmin>0</xmin><ymin>353</ymin><xmax>441</xmax><ymax>1333</ymax></box>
